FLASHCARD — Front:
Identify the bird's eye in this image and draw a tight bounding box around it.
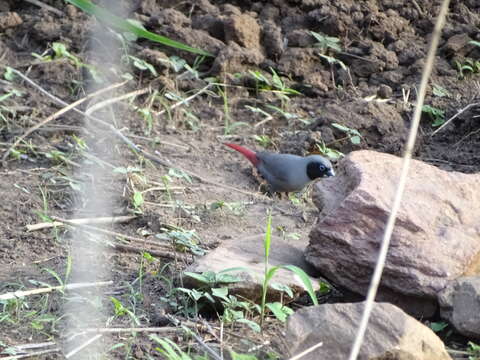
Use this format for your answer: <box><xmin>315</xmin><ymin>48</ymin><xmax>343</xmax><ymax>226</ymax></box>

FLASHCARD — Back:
<box><xmin>319</xmin><ymin>165</ymin><xmax>326</xmax><ymax>171</ymax></box>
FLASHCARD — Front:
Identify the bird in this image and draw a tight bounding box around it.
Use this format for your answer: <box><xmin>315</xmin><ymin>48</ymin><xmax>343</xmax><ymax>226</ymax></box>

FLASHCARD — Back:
<box><xmin>224</xmin><ymin>142</ymin><xmax>335</xmax><ymax>193</ymax></box>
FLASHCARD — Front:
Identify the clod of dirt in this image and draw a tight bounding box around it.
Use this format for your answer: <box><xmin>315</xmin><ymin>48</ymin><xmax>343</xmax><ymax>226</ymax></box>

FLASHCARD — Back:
<box><xmin>210</xmin><ymin>42</ymin><xmax>264</xmax><ymax>75</ymax></box>
<box><xmin>0</xmin><ymin>12</ymin><xmax>22</xmax><ymax>31</ymax></box>
<box><xmin>277</xmin><ymin>130</ymin><xmax>324</xmax><ymax>156</ymax></box>
<box><xmin>224</xmin><ymin>13</ymin><xmax>261</xmax><ymax>50</ymax></box>
<box><xmin>310</xmin><ymin>100</ymin><xmax>409</xmax><ymax>154</ymax></box>
<box><xmin>262</xmin><ymin>20</ymin><xmax>284</xmax><ymax>59</ymax></box>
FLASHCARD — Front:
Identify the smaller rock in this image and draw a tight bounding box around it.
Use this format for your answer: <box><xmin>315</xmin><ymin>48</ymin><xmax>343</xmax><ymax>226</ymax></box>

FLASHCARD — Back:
<box><xmin>262</xmin><ymin>20</ymin><xmax>284</xmax><ymax>59</ymax></box>
<box><xmin>377</xmin><ymin>84</ymin><xmax>393</xmax><ymax>98</ymax></box>
<box><xmin>443</xmin><ymin>34</ymin><xmax>473</xmax><ymax>55</ymax></box>
<box><xmin>286</xmin><ymin>29</ymin><xmax>315</xmax><ymax>48</ymax></box>
<box><xmin>286</xmin><ymin>302</ymin><xmax>452</xmax><ymax>360</ymax></box>
<box><xmin>224</xmin><ymin>13</ymin><xmax>261</xmax><ymax>50</ymax></box>
<box><xmin>439</xmin><ymin>277</ymin><xmax>480</xmax><ymax>338</ymax></box>
<box><xmin>184</xmin><ymin>234</ymin><xmax>319</xmax><ymax>303</ymax></box>
<box><xmin>210</xmin><ymin>42</ymin><xmax>264</xmax><ymax>75</ymax></box>
<box><xmin>137</xmin><ymin>48</ymin><xmax>170</xmax><ymax>73</ymax></box>
<box><xmin>0</xmin><ymin>12</ymin><xmax>22</xmax><ymax>31</ymax></box>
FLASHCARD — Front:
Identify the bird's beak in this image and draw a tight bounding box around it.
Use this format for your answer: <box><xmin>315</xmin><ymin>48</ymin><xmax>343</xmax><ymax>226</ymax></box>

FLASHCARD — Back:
<box><xmin>326</xmin><ymin>168</ymin><xmax>335</xmax><ymax>177</ymax></box>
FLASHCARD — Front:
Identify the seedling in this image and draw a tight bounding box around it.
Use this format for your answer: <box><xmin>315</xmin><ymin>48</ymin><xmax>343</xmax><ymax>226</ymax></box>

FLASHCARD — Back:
<box><xmin>249</xmin><ymin>67</ymin><xmax>301</xmax><ymax>109</ymax></box>
<box><xmin>253</xmin><ymin>134</ymin><xmax>273</xmax><ymax>148</ymax></box>
<box><xmin>468</xmin><ymin>342</ymin><xmax>480</xmax><ymax>360</ymax></box>
<box><xmin>432</xmin><ymin>84</ymin><xmax>450</xmax><ymax>98</ymax></box>
<box><xmin>331</xmin><ymin>123</ymin><xmax>362</xmax><ymax>144</ymax></box>
<box><xmin>260</xmin><ymin>212</ymin><xmax>318</xmax><ymax>327</ymax></box>
<box><xmin>127</xmin><ymin>55</ymin><xmax>158</xmax><ymax>76</ymax></box>
<box><xmin>33</xmin><ymin>42</ymin><xmax>102</xmax><ymax>82</ymax></box>
<box><xmin>310</xmin><ymin>31</ymin><xmax>342</xmax><ymax>53</ymax></box>
<box><xmin>455</xmin><ymin>58</ymin><xmax>480</xmax><ymax>78</ymax></box>
<box><xmin>422</xmin><ymin>105</ymin><xmax>445</xmax><ymax>127</ymax></box>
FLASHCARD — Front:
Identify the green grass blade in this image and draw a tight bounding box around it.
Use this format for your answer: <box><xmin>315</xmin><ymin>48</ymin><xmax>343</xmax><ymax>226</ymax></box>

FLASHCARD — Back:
<box><xmin>282</xmin><ymin>264</ymin><xmax>318</xmax><ymax>305</ymax></box>
<box><xmin>66</xmin><ymin>0</ymin><xmax>212</xmax><ymax>57</ymax></box>
<box><xmin>264</xmin><ymin>211</ymin><xmax>272</xmax><ymax>261</ymax></box>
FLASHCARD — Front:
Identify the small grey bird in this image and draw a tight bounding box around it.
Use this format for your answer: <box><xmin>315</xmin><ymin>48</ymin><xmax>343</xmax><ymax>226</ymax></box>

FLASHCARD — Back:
<box><xmin>225</xmin><ymin>143</ymin><xmax>335</xmax><ymax>193</ymax></box>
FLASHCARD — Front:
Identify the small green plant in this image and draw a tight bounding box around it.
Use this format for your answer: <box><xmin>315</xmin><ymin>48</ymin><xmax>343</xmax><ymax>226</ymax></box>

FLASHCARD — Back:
<box><xmin>253</xmin><ymin>135</ymin><xmax>273</xmax><ymax>148</ymax></box>
<box><xmin>217</xmin><ymin>84</ymin><xmax>249</xmax><ymax>135</ymax></box>
<box><xmin>429</xmin><ymin>321</ymin><xmax>448</xmax><ymax>332</ymax></box>
<box><xmin>432</xmin><ymin>84</ymin><xmax>450</xmax><ymax>98</ymax></box>
<box><xmin>331</xmin><ymin>123</ymin><xmax>362</xmax><ymax>144</ymax></box>
<box><xmin>310</xmin><ymin>31</ymin><xmax>342</xmax><ymax>53</ymax></box>
<box><xmin>468</xmin><ymin>342</ymin><xmax>480</xmax><ymax>360</ymax></box>
<box><xmin>249</xmin><ymin>68</ymin><xmax>301</xmax><ymax>108</ymax></box>
<box><xmin>127</xmin><ymin>55</ymin><xmax>157</xmax><ymax>76</ymax></box>
<box><xmin>259</xmin><ymin>212</ymin><xmax>318</xmax><ymax>327</ymax></box>
<box><xmin>455</xmin><ymin>58</ymin><xmax>480</xmax><ymax>78</ymax></box>
<box><xmin>33</xmin><ymin>42</ymin><xmax>102</xmax><ymax>82</ymax></box>
<box><xmin>210</xmin><ymin>200</ymin><xmax>247</xmax><ymax>216</ymax></box>
<box><xmin>110</xmin><ymin>297</ymin><xmax>140</xmax><ymax>325</ymax></box>
<box><xmin>158</xmin><ymin>226</ymin><xmax>206</xmax><ymax>256</ymax></box>
<box><xmin>422</xmin><ymin>105</ymin><xmax>445</xmax><ymax>127</ymax></box>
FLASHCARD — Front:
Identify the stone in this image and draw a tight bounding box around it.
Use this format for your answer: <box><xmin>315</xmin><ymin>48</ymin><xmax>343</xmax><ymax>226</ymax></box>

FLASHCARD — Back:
<box><xmin>0</xmin><ymin>12</ymin><xmax>22</xmax><ymax>31</ymax></box>
<box><xmin>286</xmin><ymin>302</ymin><xmax>451</xmax><ymax>360</ymax></box>
<box><xmin>262</xmin><ymin>20</ymin><xmax>284</xmax><ymax>59</ymax></box>
<box><xmin>306</xmin><ymin>150</ymin><xmax>480</xmax><ymax>317</ymax></box>
<box><xmin>184</xmin><ymin>234</ymin><xmax>319</xmax><ymax>303</ymax></box>
<box><xmin>210</xmin><ymin>42</ymin><xmax>264</xmax><ymax>75</ymax></box>
<box><xmin>224</xmin><ymin>13</ymin><xmax>261</xmax><ymax>50</ymax></box>
<box><xmin>439</xmin><ymin>276</ymin><xmax>480</xmax><ymax>338</ymax></box>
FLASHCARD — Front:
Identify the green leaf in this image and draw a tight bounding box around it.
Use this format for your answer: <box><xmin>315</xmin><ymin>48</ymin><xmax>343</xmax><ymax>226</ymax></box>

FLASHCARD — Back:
<box><xmin>212</xmin><ymin>287</ymin><xmax>229</xmax><ymax>301</ymax></box>
<box><xmin>270</xmin><ymin>282</ymin><xmax>294</xmax><ymax>298</ymax></box>
<box><xmin>266</xmin><ymin>302</ymin><xmax>294</xmax><ymax>322</ymax></box>
<box><xmin>281</xmin><ymin>265</ymin><xmax>318</xmax><ymax>305</ymax></box>
<box><xmin>350</xmin><ymin>135</ymin><xmax>361</xmax><ymax>144</ymax></box>
<box><xmin>65</xmin><ymin>0</ymin><xmax>212</xmax><ymax>57</ymax></box>
<box><xmin>264</xmin><ymin>212</ymin><xmax>272</xmax><ymax>260</ymax></box>
<box><xmin>430</xmin><ymin>322</ymin><xmax>448</xmax><ymax>332</ymax></box>
<box><xmin>133</xmin><ymin>191</ymin><xmax>144</xmax><ymax>208</ymax></box>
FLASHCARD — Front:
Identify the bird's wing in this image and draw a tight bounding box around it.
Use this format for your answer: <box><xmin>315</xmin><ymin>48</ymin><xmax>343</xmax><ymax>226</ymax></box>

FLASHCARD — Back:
<box><xmin>256</xmin><ymin>152</ymin><xmax>302</xmax><ymax>183</ymax></box>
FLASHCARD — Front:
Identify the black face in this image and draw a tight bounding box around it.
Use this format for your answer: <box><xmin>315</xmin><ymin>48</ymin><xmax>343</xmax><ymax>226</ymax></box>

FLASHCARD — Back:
<box><xmin>306</xmin><ymin>161</ymin><xmax>334</xmax><ymax>180</ymax></box>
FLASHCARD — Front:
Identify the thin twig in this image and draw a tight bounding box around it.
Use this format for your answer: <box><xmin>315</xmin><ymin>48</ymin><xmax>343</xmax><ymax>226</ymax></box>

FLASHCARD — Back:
<box><xmin>65</xmin><ymin>334</ymin><xmax>102</xmax><ymax>359</ymax></box>
<box><xmin>431</xmin><ymin>102</ymin><xmax>480</xmax><ymax>136</ymax></box>
<box><xmin>26</xmin><ymin>215</ymin><xmax>136</xmax><ymax>232</ymax></box>
<box><xmin>113</xmin><ymin>243</ymin><xmax>191</xmax><ymax>261</ymax></box>
<box><xmin>24</xmin><ymin>0</ymin><xmax>64</xmax><ymax>16</ymax></box>
<box><xmin>347</xmin><ymin>1</ymin><xmax>451</xmax><ymax>359</ymax></box>
<box><xmin>1</xmin><ymin>347</ymin><xmax>61</xmax><ymax>360</ymax></box>
<box><xmin>73</xmin><ymin>327</ymin><xmax>180</xmax><ymax>334</ymax></box>
<box><xmin>184</xmin><ymin>328</ymin><xmax>223</xmax><ymax>360</ymax></box>
<box><xmin>154</xmin><ymin>83</ymin><xmax>213</xmax><ymax>117</ymax></box>
<box><xmin>85</xmin><ymin>87</ymin><xmax>151</xmax><ymax>115</ymax></box>
<box><xmin>287</xmin><ymin>342</ymin><xmax>323</xmax><ymax>360</ymax></box>
<box><xmin>61</xmin><ymin>220</ymin><xmax>173</xmax><ymax>249</ymax></box>
<box><xmin>2</xmin><ymin>80</ymin><xmax>128</xmax><ymax>164</ymax></box>
<box><xmin>0</xmin><ymin>281</ymin><xmax>113</xmax><ymax>300</ymax></box>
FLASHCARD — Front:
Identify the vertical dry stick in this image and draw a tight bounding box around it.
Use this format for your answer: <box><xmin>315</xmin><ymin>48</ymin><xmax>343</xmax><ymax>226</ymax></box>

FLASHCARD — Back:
<box><xmin>347</xmin><ymin>0</ymin><xmax>451</xmax><ymax>359</ymax></box>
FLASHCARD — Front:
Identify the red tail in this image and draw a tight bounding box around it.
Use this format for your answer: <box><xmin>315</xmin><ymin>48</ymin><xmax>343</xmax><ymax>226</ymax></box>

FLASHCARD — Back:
<box><xmin>224</xmin><ymin>143</ymin><xmax>259</xmax><ymax>166</ymax></box>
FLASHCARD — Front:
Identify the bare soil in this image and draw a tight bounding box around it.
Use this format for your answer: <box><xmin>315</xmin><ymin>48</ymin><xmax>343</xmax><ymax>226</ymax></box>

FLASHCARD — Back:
<box><xmin>0</xmin><ymin>0</ymin><xmax>479</xmax><ymax>358</ymax></box>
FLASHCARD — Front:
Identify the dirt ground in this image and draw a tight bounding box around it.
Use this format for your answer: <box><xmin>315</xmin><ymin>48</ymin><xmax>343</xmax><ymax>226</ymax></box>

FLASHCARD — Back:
<box><xmin>0</xmin><ymin>0</ymin><xmax>479</xmax><ymax>358</ymax></box>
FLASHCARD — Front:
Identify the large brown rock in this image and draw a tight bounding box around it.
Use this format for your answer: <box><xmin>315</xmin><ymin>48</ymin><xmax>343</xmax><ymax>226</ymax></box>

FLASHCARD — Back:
<box><xmin>286</xmin><ymin>302</ymin><xmax>452</xmax><ymax>360</ymax></box>
<box><xmin>306</xmin><ymin>150</ymin><xmax>480</xmax><ymax>316</ymax></box>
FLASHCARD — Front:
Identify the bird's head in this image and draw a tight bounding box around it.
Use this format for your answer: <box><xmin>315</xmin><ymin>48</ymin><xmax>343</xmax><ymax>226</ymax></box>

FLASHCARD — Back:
<box><xmin>306</xmin><ymin>155</ymin><xmax>335</xmax><ymax>180</ymax></box>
